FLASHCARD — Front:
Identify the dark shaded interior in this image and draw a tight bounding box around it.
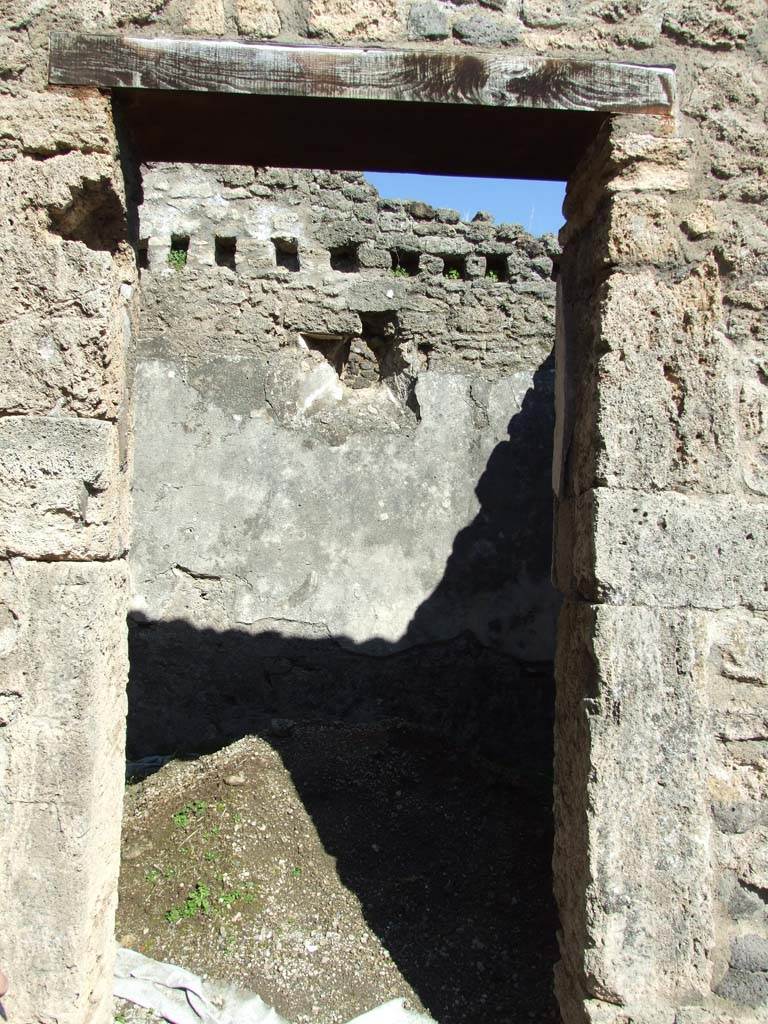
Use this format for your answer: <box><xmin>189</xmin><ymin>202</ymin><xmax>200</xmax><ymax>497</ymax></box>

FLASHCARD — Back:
<box><xmin>114</xmin><ymin>90</ymin><xmax>606</xmax><ymax>179</ymax></box>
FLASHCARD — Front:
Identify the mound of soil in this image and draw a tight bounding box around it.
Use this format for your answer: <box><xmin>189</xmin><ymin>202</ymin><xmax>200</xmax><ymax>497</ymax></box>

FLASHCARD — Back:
<box><xmin>117</xmin><ymin>721</ymin><xmax>557</xmax><ymax>1024</ymax></box>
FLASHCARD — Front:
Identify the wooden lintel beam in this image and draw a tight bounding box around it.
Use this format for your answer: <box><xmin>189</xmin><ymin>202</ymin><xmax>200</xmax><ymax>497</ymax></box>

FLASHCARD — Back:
<box><xmin>49</xmin><ymin>33</ymin><xmax>674</xmax><ymax>115</ymax></box>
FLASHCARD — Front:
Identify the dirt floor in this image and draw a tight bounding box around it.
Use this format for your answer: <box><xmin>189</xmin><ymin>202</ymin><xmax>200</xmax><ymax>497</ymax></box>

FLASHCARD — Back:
<box><xmin>116</xmin><ymin>720</ymin><xmax>558</xmax><ymax>1024</ymax></box>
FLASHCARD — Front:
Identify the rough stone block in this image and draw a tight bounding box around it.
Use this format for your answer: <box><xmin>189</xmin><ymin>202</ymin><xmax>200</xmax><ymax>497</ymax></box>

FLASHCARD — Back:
<box><xmin>520</xmin><ymin>0</ymin><xmax>570</xmax><ymax>27</ymax></box>
<box><xmin>554</xmin><ymin>602</ymin><xmax>713</xmax><ymax>1005</ymax></box>
<box><xmin>602</xmin><ymin>193</ymin><xmax>682</xmax><ymax>266</ymax></box>
<box><xmin>406</xmin><ymin>0</ymin><xmax>449</xmax><ymax>39</ymax></box>
<box><xmin>0</xmin><ymin>416</ymin><xmax>128</xmax><ymax>560</ymax></box>
<box><xmin>712</xmin><ymin>801</ymin><xmax>767</xmax><ymax>835</ymax></box>
<box><xmin>708</xmin><ymin>610</ymin><xmax>768</xmax><ymax>688</ymax></box>
<box><xmin>729</xmin><ymin>883</ymin><xmax>768</xmax><ymax>924</ymax></box>
<box><xmin>0</xmin><ymin>557</ymin><xmax>128</xmax><ymax>1024</ymax></box>
<box><xmin>728</xmin><ymin>827</ymin><xmax>768</xmax><ymax>894</ymax></box>
<box><xmin>230</xmin><ymin>237</ymin><xmax>274</xmax><ymax>276</ymax></box>
<box><xmin>235</xmin><ymin>0</ymin><xmax>281</xmax><ymax>35</ymax></box>
<box><xmin>566</xmin><ymin>262</ymin><xmax>738</xmax><ymax>496</ymax></box>
<box><xmin>346</xmin><ymin>279</ymin><xmax>405</xmax><ymax>313</ymax></box>
<box><xmin>674</xmin><ymin>1010</ymin><xmax>740</xmax><ymax>1024</ymax></box>
<box><xmin>354</xmin><ymin>244</ymin><xmax>390</xmax><ymax>272</ymax></box>
<box><xmin>0</xmin><ymin>154</ymin><xmax>131</xmax><ymax>418</ymax></box>
<box><xmin>563</xmin><ymin>489</ymin><xmax>768</xmax><ymax>610</ymax></box>
<box><xmin>283</xmin><ymin>297</ymin><xmax>361</xmax><ymax>335</ymax></box>
<box><xmin>465</xmin><ymin>254</ymin><xmax>487</xmax><ymax>278</ymax></box>
<box><xmin>418</xmin><ymin>253</ymin><xmax>444</xmax><ymax>275</ymax></box>
<box><xmin>182</xmin><ymin>0</ymin><xmax>227</xmax><ymax>33</ymax></box>
<box><xmin>739</xmin><ymin>377</ymin><xmax>768</xmax><ymax>496</ymax></box>
<box><xmin>146</xmin><ymin>236</ymin><xmax>172</xmax><ymax>271</ymax></box>
<box><xmin>564</xmin><ymin>133</ymin><xmax>691</xmax><ymax>237</ymax></box>
<box><xmin>297</xmin><ymin>245</ymin><xmax>332</xmax><ymax>274</ymax></box>
<box><xmin>0</xmin><ymin>90</ymin><xmax>113</xmax><ymax>158</ymax></box>
<box><xmin>711</xmin><ymin>702</ymin><xmax>768</xmax><ymax>743</ymax></box>
<box><xmin>187</xmin><ymin>236</ymin><xmax>215</xmax><ymax>267</ymax></box>
<box><xmin>716</xmin><ymin>968</ymin><xmax>768</xmax><ymax>1007</ymax></box>
<box><xmin>662</xmin><ymin>2</ymin><xmax>761</xmax><ymax>51</ymax></box>
<box><xmin>307</xmin><ymin>0</ymin><xmax>402</xmax><ymax>39</ymax></box>
<box><xmin>608</xmin><ymin>136</ymin><xmax>692</xmax><ymax>192</ymax></box>
<box><xmin>730</xmin><ymin>934</ymin><xmax>768</xmax><ymax>972</ymax></box>
<box><xmin>453</xmin><ymin>11</ymin><xmax>519</xmax><ymax>44</ymax></box>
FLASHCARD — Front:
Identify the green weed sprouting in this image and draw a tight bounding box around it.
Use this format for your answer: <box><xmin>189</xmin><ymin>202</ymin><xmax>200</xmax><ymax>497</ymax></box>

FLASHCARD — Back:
<box><xmin>165</xmin><ymin>882</ymin><xmax>211</xmax><ymax>923</ymax></box>
<box><xmin>167</xmin><ymin>248</ymin><xmax>187</xmax><ymax>270</ymax></box>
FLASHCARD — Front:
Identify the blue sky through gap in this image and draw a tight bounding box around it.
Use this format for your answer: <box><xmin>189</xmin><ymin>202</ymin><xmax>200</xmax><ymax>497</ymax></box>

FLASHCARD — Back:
<box><xmin>365</xmin><ymin>172</ymin><xmax>566</xmax><ymax>237</ymax></box>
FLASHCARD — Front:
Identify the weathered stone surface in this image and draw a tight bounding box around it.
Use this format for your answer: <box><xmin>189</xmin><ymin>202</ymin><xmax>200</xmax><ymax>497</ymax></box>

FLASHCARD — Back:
<box><xmin>235</xmin><ymin>0</ymin><xmax>281</xmax><ymax>35</ymax></box>
<box><xmin>662</xmin><ymin>2</ymin><xmax>762</xmax><ymax>51</ymax></box>
<box><xmin>674</xmin><ymin>1010</ymin><xmax>740</xmax><ymax>1024</ymax></box>
<box><xmin>453</xmin><ymin>11</ymin><xmax>519</xmax><ymax>45</ymax></box>
<box><xmin>520</xmin><ymin>0</ymin><xmax>570</xmax><ymax>28</ymax></box>
<box><xmin>716</xmin><ymin>968</ymin><xmax>768</xmax><ymax>1008</ymax></box>
<box><xmin>712</xmin><ymin>802</ymin><xmax>767</xmax><ymax>835</ymax></box>
<box><xmin>0</xmin><ymin>151</ymin><xmax>132</xmax><ymax>419</ymax></box>
<box><xmin>565</xmin><ymin>261</ymin><xmax>738</xmax><ymax>497</ymax></box>
<box><xmin>730</xmin><ymin>934</ymin><xmax>768</xmax><ymax>973</ymax></box>
<box><xmin>601</xmin><ymin>193</ymin><xmax>682</xmax><ymax>267</ymax></box>
<box><xmin>0</xmin><ymin>416</ymin><xmax>128</xmax><ymax>560</ymax></box>
<box><xmin>708</xmin><ymin>610</ymin><xmax>768</xmax><ymax>688</ymax></box>
<box><xmin>182</xmin><ymin>0</ymin><xmax>227</xmax><ymax>34</ymax></box>
<box><xmin>729</xmin><ymin>828</ymin><xmax>768</xmax><ymax>894</ymax></box>
<box><xmin>0</xmin><ymin>90</ymin><xmax>113</xmax><ymax>159</ymax></box>
<box><xmin>561</xmin><ymin>489</ymin><xmax>768</xmax><ymax>610</ymax></box>
<box><xmin>554</xmin><ymin>603</ymin><xmax>713</xmax><ymax>1005</ymax></box>
<box><xmin>406</xmin><ymin>0</ymin><xmax>450</xmax><ymax>39</ymax></box>
<box><xmin>307</xmin><ymin>0</ymin><xmax>402</xmax><ymax>39</ymax></box>
<box><xmin>0</xmin><ymin>557</ymin><xmax>128</xmax><ymax>1024</ymax></box>
<box><xmin>739</xmin><ymin>376</ymin><xmax>768</xmax><ymax>496</ymax></box>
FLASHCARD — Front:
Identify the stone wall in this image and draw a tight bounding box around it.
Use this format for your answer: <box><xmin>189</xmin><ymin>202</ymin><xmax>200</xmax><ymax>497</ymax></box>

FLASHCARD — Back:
<box><xmin>1</xmin><ymin>2</ymin><xmax>767</xmax><ymax>1024</ymax></box>
<box><xmin>0</xmin><ymin>76</ymin><xmax>135</xmax><ymax>1024</ymax></box>
<box><xmin>128</xmin><ymin>163</ymin><xmax>559</xmax><ymax>767</ymax></box>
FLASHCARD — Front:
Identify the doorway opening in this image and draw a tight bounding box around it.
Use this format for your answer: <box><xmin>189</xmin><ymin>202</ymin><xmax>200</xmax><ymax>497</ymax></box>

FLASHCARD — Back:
<box><xmin>120</xmin><ymin>160</ymin><xmax>563</xmax><ymax>1023</ymax></box>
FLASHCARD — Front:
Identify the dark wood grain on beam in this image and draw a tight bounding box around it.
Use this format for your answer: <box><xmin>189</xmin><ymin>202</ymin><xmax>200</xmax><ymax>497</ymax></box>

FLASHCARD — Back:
<box><xmin>50</xmin><ymin>33</ymin><xmax>675</xmax><ymax>115</ymax></box>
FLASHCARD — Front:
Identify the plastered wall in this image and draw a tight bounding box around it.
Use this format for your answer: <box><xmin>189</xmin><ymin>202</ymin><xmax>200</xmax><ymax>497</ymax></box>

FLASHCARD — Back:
<box><xmin>1</xmin><ymin>3</ymin><xmax>767</xmax><ymax>1023</ymax></box>
<box><xmin>127</xmin><ymin>163</ymin><xmax>560</xmax><ymax>764</ymax></box>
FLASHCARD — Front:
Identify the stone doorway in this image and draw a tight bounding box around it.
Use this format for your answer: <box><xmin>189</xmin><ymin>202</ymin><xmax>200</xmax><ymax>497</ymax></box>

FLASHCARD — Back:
<box><xmin>8</xmin><ymin>34</ymin><xmax>739</xmax><ymax>1024</ymax></box>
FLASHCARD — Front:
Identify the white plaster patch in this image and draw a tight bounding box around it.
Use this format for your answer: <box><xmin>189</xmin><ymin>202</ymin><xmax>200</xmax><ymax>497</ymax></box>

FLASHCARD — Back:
<box><xmin>300</xmin><ymin>363</ymin><xmax>343</xmax><ymax>412</ymax></box>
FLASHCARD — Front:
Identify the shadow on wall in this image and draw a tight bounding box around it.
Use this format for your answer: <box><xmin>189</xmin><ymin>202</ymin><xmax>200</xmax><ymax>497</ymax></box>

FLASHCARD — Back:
<box><xmin>127</xmin><ymin>356</ymin><xmax>558</xmax><ymax>763</ymax></box>
<box><xmin>126</xmin><ymin>356</ymin><xmax>559</xmax><ymax>1024</ymax></box>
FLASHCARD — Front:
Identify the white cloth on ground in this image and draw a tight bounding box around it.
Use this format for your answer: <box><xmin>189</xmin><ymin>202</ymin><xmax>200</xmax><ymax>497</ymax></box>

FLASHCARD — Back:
<box><xmin>115</xmin><ymin>948</ymin><xmax>435</xmax><ymax>1024</ymax></box>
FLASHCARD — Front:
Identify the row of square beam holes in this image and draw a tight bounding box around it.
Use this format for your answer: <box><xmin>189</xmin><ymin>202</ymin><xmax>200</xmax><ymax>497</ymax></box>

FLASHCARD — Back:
<box><xmin>140</xmin><ymin>235</ymin><xmax>511</xmax><ymax>281</ymax></box>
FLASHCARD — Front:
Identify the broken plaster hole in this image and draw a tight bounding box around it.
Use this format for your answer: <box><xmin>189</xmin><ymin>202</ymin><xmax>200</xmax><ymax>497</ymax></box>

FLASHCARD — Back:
<box><xmin>390</xmin><ymin>249</ymin><xmax>419</xmax><ymax>277</ymax></box>
<box><xmin>47</xmin><ymin>176</ymin><xmax>127</xmax><ymax>253</ymax></box>
<box><xmin>302</xmin><ymin>334</ymin><xmax>350</xmax><ymax>377</ymax></box>
<box><xmin>273</xmin><ymin>237</ymin><xmax>300</xmax><ymax>271</ymax></box>
<box><xmin>330</xmin><ymin>243</ymin><xmax>360</xmax><ymax>273</ymax></box>
<box><xmin>137</xmin><ymin>238</ymin><xmax>149</xmax><ymax>270</ymax></box>
<box><xmin>301</xmin><ymin>313</ymin><xmax>405</xmax><ymax>393</ymax></box>
<box><xmin>215</xmin><ymin>236</ymin><xmax>237</xmax><ymax>270</ymax></box>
